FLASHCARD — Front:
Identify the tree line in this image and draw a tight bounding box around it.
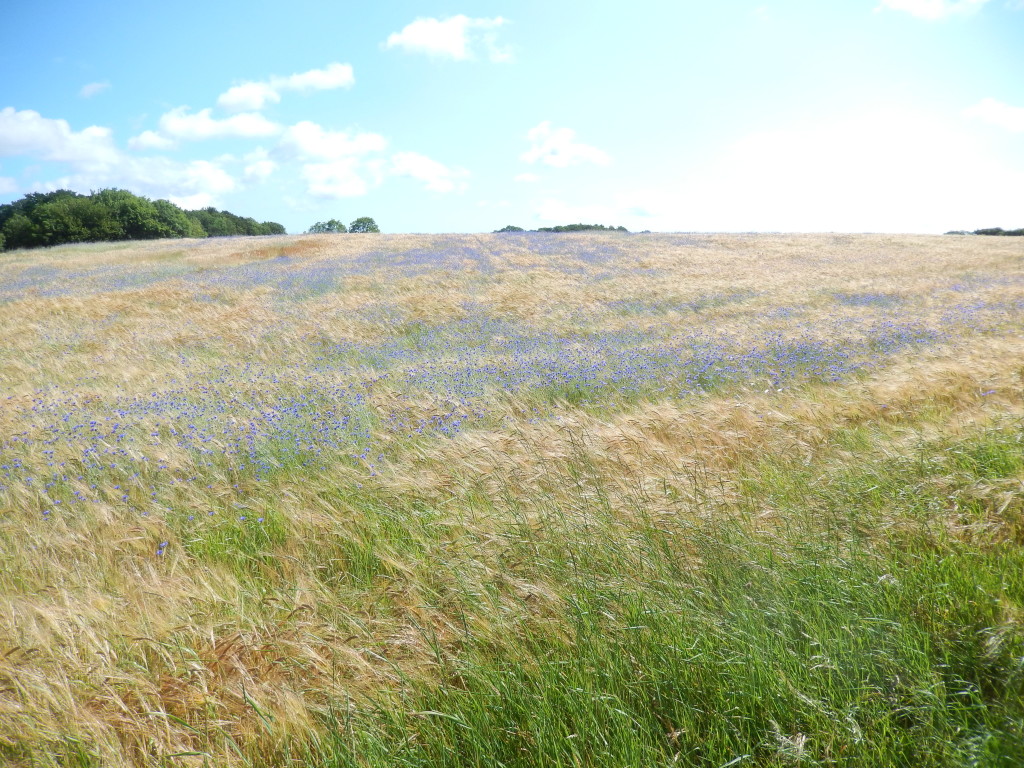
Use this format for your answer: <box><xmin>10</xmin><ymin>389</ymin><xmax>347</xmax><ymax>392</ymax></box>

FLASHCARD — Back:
<box><xmin>945</xmin><ymin>227</ymin><xmax>1024</xmax><ymax>236</ymax></box>
<box><xmin>494</xmin><ymin>223</ymin><xmax>629</xmax><ymax>233</ymax></box>
<box><xmin>0</xmin><ymin>189</ymin><xmax>286</xmax><ymax>251</ymax></box>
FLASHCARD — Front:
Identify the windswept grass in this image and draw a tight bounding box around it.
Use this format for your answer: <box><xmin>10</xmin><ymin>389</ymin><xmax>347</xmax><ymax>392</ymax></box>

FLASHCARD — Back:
<box><xmin>0</xmin><ymin>232</ymin><xmax>1022</xmax><ymax>766</ymax></box>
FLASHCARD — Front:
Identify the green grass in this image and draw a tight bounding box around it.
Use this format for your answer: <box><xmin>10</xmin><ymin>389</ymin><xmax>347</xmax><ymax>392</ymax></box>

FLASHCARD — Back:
<box><xmin>302</xmin><ymin>541</ymin><xmax>1023</xmax><ymax>767</ymax></box>
<box><xmin>279</xmin><ymin>421</ymin><xmax>1024</xmax><ymax>767</ymax></box>
<box><xmin>178</xmin><ymin>508</ymin><xmax>289</xmax><ymax>584</ymax></box>
<box><xmin>10</xmin><ymin>409</ymin><xmax>1023</xmax><ymax>768</ymax></box>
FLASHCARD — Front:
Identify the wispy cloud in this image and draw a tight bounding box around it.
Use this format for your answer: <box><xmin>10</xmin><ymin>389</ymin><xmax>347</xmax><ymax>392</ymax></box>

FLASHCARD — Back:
<box><xmin>155</xmin><ymin>107</ymin><xmax>281</xmax><ymax>141</ymax></box>
<box><xmin>272</xmin><ymin>121</ymin><xmax>388</xmax><ymax>199</ymax></box>
<box><xmin>0</xmin><ymin>107</ymin><xmax>119</xmax><ymax>169</ymax></box>
<box><xmin>127</xmin><ymin>130</ymin><xmax>175</xmax><ymax>151</ymax></box>
<box><xmin>0</xmin><ymin>107</ymin><xmax>237</xmax><ymax>207</ymax></box>
<box><xmin>301</xmin><ymin>158</ymin><xmax>371</xmax><ymax>198</ymax></box>
<box><xmin>390</xmin><ymin>151</ymin><xmax>469</xmax><ymax>192</ymax></box>
<box><xmin>132</xmin><ymin>64</ymin><xmax>355</xmax><ymax>149</ymax></box>
<box><xmin>521</xmin><ymin>122</ymin><xmax>610</xmax><ymax>168</ymax></box>
<box><xmin>963</xmin><ymin>97</ymin><xmax>1024</xmax><ymax>132</ymax></box>
<box><xmin>277</xmin><ymin>121</ymin><xmax>387</xmax><ymax>160</ymax></box>
<box><xmin>49</xmin><ymin>156</ymin><xmax>236</xmax><ymax>210</ymax></box>
<box><xmin>877</xmin><ymin>0</ymin><xmax>990</xmax><ymax>19</ymax></box>
<box><xmin>217</xmin><ymin>63</ymin><xmax>355</xmax><ymax>112</ymax></box>
<box><xmin>79</xmin><ymin>81</ymin><xmax>110</xmax><ymax>99</ymax></box>
<box><xmin>385</xmin><ymin>16</ymin><xmax>511</xmax><ymax>62</ymax></box>
<box><xmin>1</xmin><ymin>74</ymin><xmax>473</xmax><ymax>213</ymax></box>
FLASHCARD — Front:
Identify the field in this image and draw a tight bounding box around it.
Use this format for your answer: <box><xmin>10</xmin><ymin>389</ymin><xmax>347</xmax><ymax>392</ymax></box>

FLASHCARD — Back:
<box><xmin>0</xmin><ymin>232</ymin><xmax>1022</xmax><ymax>767</ymax></box>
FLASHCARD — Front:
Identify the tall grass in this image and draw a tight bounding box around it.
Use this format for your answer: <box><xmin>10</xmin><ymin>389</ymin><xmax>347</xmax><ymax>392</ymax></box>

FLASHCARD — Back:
<box><xmin>287</xmin><ymin>419</ymin><xmax>1024</xmax><ymax>768</ymax></box>
<box><xmin>0</xmin><ymin>233</ymin><xmax>1022</xmax><ymax>766</ymax></box>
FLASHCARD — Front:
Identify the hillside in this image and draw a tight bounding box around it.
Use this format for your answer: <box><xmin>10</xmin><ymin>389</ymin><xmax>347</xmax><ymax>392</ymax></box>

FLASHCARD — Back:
<box><xmin>1</xmin><ymin>232</ymin><xmax>1022</xmax><ymax>767</ymax></box>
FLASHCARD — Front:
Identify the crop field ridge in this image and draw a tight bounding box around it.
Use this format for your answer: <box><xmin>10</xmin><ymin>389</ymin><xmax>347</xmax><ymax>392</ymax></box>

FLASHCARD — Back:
<box><xmin>0</xmin><ymin>232</ymin><xmax>1022</xmax><ymax>767</ymax></box>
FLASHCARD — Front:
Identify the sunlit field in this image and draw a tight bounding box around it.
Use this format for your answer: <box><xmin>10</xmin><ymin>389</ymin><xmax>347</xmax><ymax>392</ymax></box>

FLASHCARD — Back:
<box><xmin>1</xmin><ymin>232</ymin><xmax>1022</xmax><ymax>767</ymax></box>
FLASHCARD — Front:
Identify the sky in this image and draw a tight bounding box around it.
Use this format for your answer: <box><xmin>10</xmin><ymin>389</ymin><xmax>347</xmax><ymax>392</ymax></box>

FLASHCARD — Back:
<box><xmin>1</xmin><ymin>0</ymin><xmax>1022</xmax><ymax>234</ymax></box>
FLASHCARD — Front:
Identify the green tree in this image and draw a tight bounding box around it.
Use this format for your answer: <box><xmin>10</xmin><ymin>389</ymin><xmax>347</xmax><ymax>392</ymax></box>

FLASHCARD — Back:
<box><xmin>153</xmin><ymin>199</ymin><xmax>206</xmax><ymax>238</ymax></box>
<box><xmin>91</xmin><ymin>188</ymin><xmax>166</xmax><ymax>240</ymax></box>
<box><xmin>185</xmin><ymin>206</ymin><xmax>286</xmax><ymax>237</ymax></box>
<box><xmin>260</xmin><ymin>221</ymin><xmax>286</xmax><ymax>235</ymax></box>
<box><xmin>973</xmin><ymin>227</ymin><xmax>1024</xmax><ymax>236</ymax></box>
<box><xmin>348</xmin><ymin>216</ymin><xmax>380</xmax><ymax>233</ymax></box>
<box><xmin>494</xmin><ymin>224</ymin><xmax>525</xmax><ymax>232</ymax></box>
<box><xmin>0</xmin><ymin>190</ymin><xmax>285</xmax><ymax>250</ymax></box>
<box><xmin>2</xmin><ymin>212</ymin><xmax>40</xmax><ymax>250</ymax></box>
<box><xmin>0</xmin><ymin>190</ymin><xmax>81</xmax><ymax>249</ymax></box>
<box><xmin>32</xmin><ymin>196</ymin><xmax>122</xmax><ymax>245</ymax></box>
<box><xmin>307</xmin><ymin>219</ymin><xmax>347</xmax><ymax>234</ymax></box>
<box><xmin>186</xmin><ymin>207</ymin><xmax>236</xmax><ymax>236</ymax></box>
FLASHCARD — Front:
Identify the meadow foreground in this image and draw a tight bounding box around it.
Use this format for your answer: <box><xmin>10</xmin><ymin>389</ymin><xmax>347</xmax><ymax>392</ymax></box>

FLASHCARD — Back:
<box><xmin>0</xmin><ymin>232</ymin><xmax>1022</xmax><ymax>767</ymax></box>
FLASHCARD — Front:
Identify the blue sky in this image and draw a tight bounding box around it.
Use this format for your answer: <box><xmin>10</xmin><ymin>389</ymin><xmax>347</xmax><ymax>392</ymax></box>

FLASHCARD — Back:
<box><xmin>1</xmin><ymin>0</ymin><xmax>1022</xmax><ymax>233</ymax></box>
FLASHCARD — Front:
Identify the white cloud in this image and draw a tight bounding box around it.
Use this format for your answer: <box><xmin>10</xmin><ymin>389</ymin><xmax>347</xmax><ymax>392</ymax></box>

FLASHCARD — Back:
<box><xmin>278</xmin><ymin>121</ymin><xmax>387</xmax><ymax>160</ymax></box>
<box><xmin>877</xmin><ymin>0</ymin><xmax>989</xmax><ymax>19</ymax></box>
<box><xmin>169</xmin><ymin>159</ymin><xmax>236</xmax><ymax>197</ymax></box>
<box><xmin>217</xmin><ymin>82</ymin><xmax>281</xmax><ymax>112</ymax></box>
<box><xmin>302</xmin><ymin>159</ymin><xmax>369</xmax><ymax>198</ymax></box>
<box><xmin>514</xmin><ymin>172</ymin><xmax>540</xmax><ymax>183</ymax></box>
<box><xmin>279</xmin><ymin>63</ymin><xmax>355</xmax><ymax>91</ymax></box>
<box><xmin>0</xmin><ymin>176</ymin><xmax>16</xmax><ymax>195</ymax></box>
<box><xmin>128</xmin><ymin>130</ymin><xmax>175</xmax><ymax>150</ymax></box>
<box><xmin>79</xmin><ymin>81</ymin><xmax>111</xmax><ymax>99</ymax></box>
<box><xmin>279</xmin><ymin>122</ymin><xmax>389</xmax><ymax>198</ymax></box>
<box><xmin>0</xmin><ymin>108</ymin><xmax>236</xmax><ymax>207</ymax></box>
<box><xmin>385</xmin><ymin>16</ymin><xmax>510</xmax><ymax>61</ymax></box>
<box><xmin>168</xmin><ymin>192</ymin><xmax>217</xmax><ymax>210</ymax></box>
<box><xmin>522</xmin><ymin>108</ymin><xmax>1024</xmax><ymax>233</ymax></box>
<box><xmin>217</xmin><ymin>63</ymin><xmax>355</xmax><ymax>112</ymax></box>
<box><xmin>39</xmin><ymin>155</ymin><xmax>236</xmax><ymax>209</ymax></box>
<box><xmin>616</xmin><ymin>108</ymin><xmax>1024</xmax><ymax>233</ymax></box>
<box><xmin>964</xmin><ymin>97</ymin><xmax>1024</xmax><ymax>132</ymax></box>
<box><xmin>521</xmin><ymin>122</ymin><xmax>611</xmax><ymax>168</ymax></box>
<box><xmin>0</xmin><ymin>107</ymin><xmax>120</xmax><ymax>170</ymax></box>
<box><xmin>157</xmin><ymin>107</ymin><xmax>281</xmax><ymax>141</ymax></box>
<box><xmin>236</xmin><ymin>119</ymin><xmax>396</xmax><ymax>199</ymax></box>
<box><xmin>390</xmin><ymin>151</ymin><xmax>468</xmax><ymax>192</ymax></box>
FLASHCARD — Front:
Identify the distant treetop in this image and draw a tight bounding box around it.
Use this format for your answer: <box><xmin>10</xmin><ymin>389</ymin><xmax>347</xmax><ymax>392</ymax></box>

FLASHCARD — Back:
<box><xmin>348</xmin><ymin>217</ymin><xmax>380</xmax><ymax>233</ymax></box>
<box><xmin>537</xmin><ymin>223</ymin><xmax>628</xmax><ymax>233</ymax></box>
<box><xmin>306</xmin><ymin>217</ymin><xmax>381</xmax><ymax>234</ymax></box>
<box><xmin>973</xmin><ymin>227</ymin><xmax>1024</xmax><ymax>237</ymax></box>
<box><xmin>307</xmin><ymin>219</ymin><xmax>348</xmax><ymax>234</ymax></box>
<box><xmin>494</xmin><ymin>223</ymin><xmax>628</xmax><ymax>233</ymax></box>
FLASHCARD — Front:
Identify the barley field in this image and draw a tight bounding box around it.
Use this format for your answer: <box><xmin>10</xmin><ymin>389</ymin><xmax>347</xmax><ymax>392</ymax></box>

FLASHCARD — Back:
<box><xmin>0</xmin><ymin>232</ymin><xmax>1022</xmax><ymax>767</ymax></box>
